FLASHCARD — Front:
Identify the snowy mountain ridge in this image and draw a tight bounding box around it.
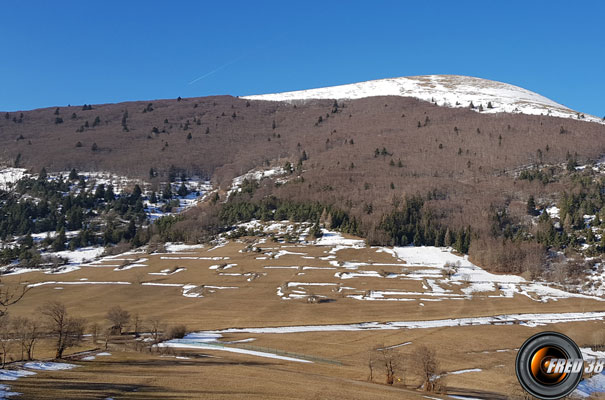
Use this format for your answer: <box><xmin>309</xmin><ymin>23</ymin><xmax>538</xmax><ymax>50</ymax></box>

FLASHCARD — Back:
<box><xmin>243</xmin><ymin>75</ymin><xmax>603</xmax><ymax>124</ymax></box>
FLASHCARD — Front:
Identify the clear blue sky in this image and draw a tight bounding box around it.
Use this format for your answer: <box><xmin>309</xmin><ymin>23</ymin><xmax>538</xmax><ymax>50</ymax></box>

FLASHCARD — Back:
<box><xmin>2</xmin><ymin>1</ymin><xmax>604</xmax><ymax>117</ymax></box>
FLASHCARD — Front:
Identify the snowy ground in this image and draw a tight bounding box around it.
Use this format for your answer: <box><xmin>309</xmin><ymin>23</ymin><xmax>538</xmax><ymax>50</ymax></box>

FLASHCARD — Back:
<box><xmin>197</xmin><ymin>311</ymin><xmax>605</xmax><ymax>335</ymax></box>
<box><xmin>0</xmin><ymin>167</ymin><xmax>212</xmax><ymax>272</ymax></box>
<box><xmin>0</xmin><ymin>168</ymin><xmax>28</xmax><ymax>191</ymax></box>
<box><xmin>227</xmin><ymin>166</ymin><xmax>287</xmax><ymax>199</ymax></box>
<box><xmin>161</xmin><ymin>332</ymin><xmax>311</xmax><ymax>363</ymax></box>
<box><xmin>243</xmin><ymin>75</ymin><xmax>604</xmax><ymax>124</ymax></box>
<box><xmin>272</xmin><ymin>230</ymin><xmax>603</xmax><ymax>304</ymax></box>
<box><xmin>576</xmin><ymin>372</ymin><xmax>605</xmax><ymax>397</ymax></box>
<box><xmin>0</xmin><ymin>362</ymin><xmax>77</xmax><ymax>398</ymax></box>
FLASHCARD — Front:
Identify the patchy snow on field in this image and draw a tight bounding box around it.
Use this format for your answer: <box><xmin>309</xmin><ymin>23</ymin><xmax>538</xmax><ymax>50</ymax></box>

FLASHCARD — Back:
<box><xmin>23</xmin><ymin>362</ymin><xmax>77</xmax><ymax>371</ymax></box>
<box><xmin>448</xmin><ymin>368</ymin><xmax>482</xmax><ymax>375</ymax></box>
<box><xmin>0</xmin><ymin>383</ymin><xmax>20</xmax><ymax>398</ymax></box>
<box><xmin>209</xmin><ymin>263</ymin><xmax>237</xmax><ymax>270</ymax></box>
<box><xmin>52</xmin><ymin>247</ymin><xmax>105</xmax><ymax>264</ymax></box>
<box><xmin>0</xmin><ymin>369</ymin><xmax>36</xmax><ymax>381</ymax></box>
<box><xmin>148</xmin><ymin>268</ymin><xmax>186</xmax><ymax>276</ymax></box>
<box><xmin>142</xmin><ymin>282</ymin><xmax>238</xmax><ymax>298</ymax></box>
<box><xmin>316</xmin><ymin>230</ymin><xmax>365</xmax><ymax>248</ymax></box>
<box><xmin>575</xmin><ymin>372</ymin><xmax>605</xmax><ymax>397</ymax></box>
<box><xmin>163</xmin><ymin>341</ymin><xmax>312</xmax><ymax>363</ymax></box>
<box><xmin>363</xmin><ymin>245</ymin><xmax>602</xmax><ymax>303</ymax></box>
<box><xmin>238</xmin><ymin>222</ymin><xmax>605</xmax><ymax>304</ymax></box>
<box><xmin>378</xmin><ymin>342</ymin><xmax>412</xmax><ymax>350</ymax></box>
<box><xmin>28</xmin><ymin>281</ymin><xmax>131</xmax><ymax>288</ymax></box>
<box><xmin>164</xmin><ymin>243</ymin><xmax>205</xmax><ymax>252</ymax></box>
<box><xmin>142</xmin><ymin>282</ymin><xmax>184</xmax><ymax>287</ymax></box>
<box><xmin>200</xmin><ymin>311</ymin><xmax>605</xmax><ymax>335</ymax></box>
<box><xmin>161</xmin><ymin>333</ymin><xmax>311</xmax><ymax>363</ymax></box>
<box><xmin>0</xmin><ymin>266</ymin><xmax>43</xmax><ymax>276</ymax></box>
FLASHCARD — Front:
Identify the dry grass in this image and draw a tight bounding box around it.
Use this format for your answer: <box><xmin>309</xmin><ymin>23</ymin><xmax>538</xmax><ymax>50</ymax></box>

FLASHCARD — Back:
<box><xmin>2</xmin><ymin>235</ymin><xmax>605</xmax><ymax>397</ymax></box>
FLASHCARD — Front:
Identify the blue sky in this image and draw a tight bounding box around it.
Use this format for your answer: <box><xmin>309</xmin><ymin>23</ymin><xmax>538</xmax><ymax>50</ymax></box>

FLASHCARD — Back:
<box><xmin>1</xmin><ymin>1</ymin><xmax>604</xmax><ymax>116</ymax></box>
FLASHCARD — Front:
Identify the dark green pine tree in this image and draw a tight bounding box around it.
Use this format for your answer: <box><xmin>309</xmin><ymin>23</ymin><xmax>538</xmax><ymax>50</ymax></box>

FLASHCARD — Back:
<box><xmin>310</xmin><ymin>223</ymin><xmax>323</xmax><ymax>239</ymax></box>
<box><xmin>526</xmin><ymin>195</ymin><xmax>537</xmax><ymax>216</ymax></box>
<box><xmin>52</xmin><ymin>228</ymin><xmax>67</xmax><ymax>252</ymax></box>
<box><xmin>177</xmin><ymin>183</ymin><xmax>189</xmax><ymax>197</ymax></box>
<box><xmin>104</xmin><ymin>185</ymin><xmax>115</xmax><ymax>202</ymax></box>
<box><xmin>126</xmin><ymin>219</ymin><xmax>136</xmax><ymax>241</ymax></box>
<box><xmin>162</xmin><ymin>184</ymin><xmax>173</xmax><ymax>200</ymax></box>
<box><xmin>131</xmin><ymin>185</ymin><xmax>142</xmax><ymax>203</ymax></box>
<box><xmin>38</xmin><ymin>167</ymin><xmax>48</xmax><ymax>181</ymax></box>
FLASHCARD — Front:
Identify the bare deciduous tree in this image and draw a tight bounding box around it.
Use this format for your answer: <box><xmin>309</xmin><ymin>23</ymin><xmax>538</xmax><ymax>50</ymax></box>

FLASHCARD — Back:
<box><xmin>148</xmin><ymin>318</ymin><xmax>163</xmax><ymax>352</ymax></box>
<box><xmin>12</xmin><ymin>316</ymin><xmax>39</xmax><ymax>361</ymax></box>
<box><xmin>368</xmin><ymin>345</ymin><xmax>403</xmax><ymax>385</ymax></box>
<box><xmin>0</xmin><ymin>315</ymin><xmax>13</xmax><ymax>367</ymax></box>
<box><xmin>0</xmin><ymin>278</ymin><xmax>28</xmax><ymax>318</ymax></box>
<box><xmin>132</xmin><ymin>313</ymin><xmax>141</xmax><ymax>337</ymax></box>
<box><xmin>90</xmin><ymin>322</ymin><xmax>100</xmax><ymax>344</ymax></box>
<box><xmin>106</xmin><ymin>306</ymin><xmax>130</xmax><ymax>335</ymax></box>
<box><xmin>40</xmin><ymin>301</ymin><xmax>86</xmax><ymax>359</ymax></box>
<box><xmin>413</xmin><ymin>345</ymin><xmax>441</xmax><ymax>392</ymax></box>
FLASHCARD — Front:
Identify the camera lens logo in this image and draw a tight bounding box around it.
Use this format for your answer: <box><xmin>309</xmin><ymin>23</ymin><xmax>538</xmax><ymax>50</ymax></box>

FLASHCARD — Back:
<box><xmin>516</xmin><ymin>332</ymin><xmax>583</xmax><ymax>399</ymax></box>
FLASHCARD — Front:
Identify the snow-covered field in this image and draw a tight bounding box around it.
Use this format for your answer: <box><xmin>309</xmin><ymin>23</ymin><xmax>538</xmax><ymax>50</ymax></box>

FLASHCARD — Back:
<box><xmin>243</xmin><ymin>74</ymin><xmax>604</xmax><ymax>124</ymax></box>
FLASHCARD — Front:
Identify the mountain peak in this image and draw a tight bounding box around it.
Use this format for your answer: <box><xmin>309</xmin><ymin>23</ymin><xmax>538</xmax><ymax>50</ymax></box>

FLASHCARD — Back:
<box><xmin>243</xmin><ymin>75</ymin><xmax>602</xmax><ymax>124</ymax></box>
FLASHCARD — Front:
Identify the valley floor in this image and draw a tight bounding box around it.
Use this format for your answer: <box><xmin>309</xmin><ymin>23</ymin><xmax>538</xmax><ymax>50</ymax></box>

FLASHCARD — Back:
<box><xmin>2</xmin><ymin>224</ymin><xmax>605</xmax><ymax>398</ymax></box>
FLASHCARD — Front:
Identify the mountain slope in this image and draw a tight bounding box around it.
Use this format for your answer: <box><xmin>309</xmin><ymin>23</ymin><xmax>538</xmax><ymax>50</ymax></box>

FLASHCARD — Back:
<box><xmin>244</xmin><ymin>75</ymin><xmax>603</xmax><ymax>124</ymax></box>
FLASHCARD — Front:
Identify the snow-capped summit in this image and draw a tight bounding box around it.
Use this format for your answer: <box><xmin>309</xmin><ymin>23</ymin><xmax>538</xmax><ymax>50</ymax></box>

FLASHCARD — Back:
<box><xmin>243</xmin><ymin>75</ymin><xmax>602</xmax><ymax>124</ymax></box>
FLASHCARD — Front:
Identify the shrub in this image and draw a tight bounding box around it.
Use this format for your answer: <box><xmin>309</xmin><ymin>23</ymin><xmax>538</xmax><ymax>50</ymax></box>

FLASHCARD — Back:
<box><xmin>167</xmin><ymin>324</ymin><xmax>187</xmax><ymax>339</ymax></box>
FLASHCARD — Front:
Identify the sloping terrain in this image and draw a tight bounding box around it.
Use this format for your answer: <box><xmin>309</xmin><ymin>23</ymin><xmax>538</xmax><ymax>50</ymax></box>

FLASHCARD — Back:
<box><xmin>2</xmin><ymin>76</ymin><xmax>605</xmax><ymax>398</ymax></box>
<box><xmin>2</xmin><ymin>90</ymin><xmax>605</xmax><ymax>239</ymax></box>
<box><xmin>244</xmin><ymin>74</ymin><xmax>604</xmax><ymax>124</ymax></box>
<box><xmin>3</xmin><ymin>226</ymin><xmax>605</xmax><ymax>398</ymax></box>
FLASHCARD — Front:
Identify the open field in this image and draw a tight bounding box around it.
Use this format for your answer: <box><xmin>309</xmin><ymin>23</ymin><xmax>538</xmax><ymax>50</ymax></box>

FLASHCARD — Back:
<box><xmin>2</xmin><ymin>224</ymin><xmax>605</xmax><ymax>398</ymax></box>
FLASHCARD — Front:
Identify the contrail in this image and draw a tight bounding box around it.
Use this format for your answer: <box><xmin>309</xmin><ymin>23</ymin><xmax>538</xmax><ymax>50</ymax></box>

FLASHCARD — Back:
<box><xmin>188</xmin><ymin>53</ymin><xmax>249</xmax><ymax>85</ymax></box>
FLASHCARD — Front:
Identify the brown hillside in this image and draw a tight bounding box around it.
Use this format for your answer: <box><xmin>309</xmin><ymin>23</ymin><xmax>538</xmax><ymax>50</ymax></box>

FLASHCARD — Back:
<box><xmin>1</xmin><ymin>95</ymin><xmax>605</xmax><ymax>241</ymax></box>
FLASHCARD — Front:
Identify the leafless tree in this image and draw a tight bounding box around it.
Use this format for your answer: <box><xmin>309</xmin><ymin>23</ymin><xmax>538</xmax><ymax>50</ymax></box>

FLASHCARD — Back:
<box><xmin>90</xmin><ymin>322</ymin><xmax>100</xmax><ymax>344</ymax></box>
<box><xmin>106</xmin><ymin>306</ymin><xmax>130</xmax><ymax>335</ymax></box>
<box><xmin>0</xmin><ymin>278</ymin><xmax>28</xmax><ymax>318</ymax></box>
<box><xmin>413</xmin><ymin>345</ymin><xmax>441</xmax><ymax>392</ymax></box>
<box><xmin>39</xmin><ymin>301</ymin><xmax>86</xmax><ymax>359</ymax></box>
<box><xmin>369</xmin><ymin>345</ymin><xmax>404</xmax><ymax>385</ymax></box>
<box><xmin>367</xmin><ymin>350</ymin><xmax>374</xmax><ymax>382</ymax></box>
<box><xmin>167</xmin><ymin>324</ymin><xmax>187</xmax><ymax>340</ymax></box>
<box><xmin>22</xmin><ymin>319</ymin><xmax>38</xmax><ymax>360</ymax></box>
<box><xmin>0</xmin><ymin>315</ymin><xmax>13</xmax><ymax>367</ymax></box>
<box><xmin>103</xmin><ymin>327</ymin><xmax>111</xmax><ymax>350</ymax></box>
<box><xmin>12</xmin><ymin>316</ymin><xmax>39</xmax><ymax>361</ymax></box>
<box><xmin>132</xmin><ymin>313</ymin><xmax>141</xmax><ymax>337</ymax></box>
<box><xmin>148</xmin><ymin>318</ymin><xmax>163</xmax><ymax>352</ymax></box>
